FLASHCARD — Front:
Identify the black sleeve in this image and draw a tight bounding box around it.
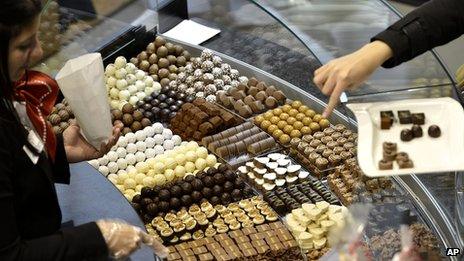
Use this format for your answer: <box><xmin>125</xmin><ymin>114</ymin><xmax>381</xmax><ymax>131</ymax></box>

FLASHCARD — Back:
<box><xmin>51</xmin><ymin>134</ymin><xmax>71</xmax><ymax>184</ymax></box>
<box><xmin>371</xmin><ymin>0</ymin><xmax>464</xmax><ymax>68</ymax></box>
<box><xmin>0</xmin><ymin>140</ymin><xmax>109</xmax><ymax>261</ymax></box>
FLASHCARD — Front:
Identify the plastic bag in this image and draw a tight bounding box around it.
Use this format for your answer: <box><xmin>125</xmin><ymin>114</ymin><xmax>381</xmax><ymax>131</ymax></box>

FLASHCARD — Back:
<box><xmin>56</xmin><ymin>53</ymin><xmax>112</xmax><ymax>148</ymax></box>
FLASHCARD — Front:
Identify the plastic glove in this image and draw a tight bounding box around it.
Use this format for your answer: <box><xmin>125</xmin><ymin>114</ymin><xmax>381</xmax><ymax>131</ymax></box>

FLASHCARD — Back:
<box><xmin>313</xmin><ymin>40</ymin><xmax>393</xmax><ymax>117</ymax></box>
<box><xmin>96</xmin><ymin>219</ymin><xmax>168</xmax><ymax>260</ymax></box>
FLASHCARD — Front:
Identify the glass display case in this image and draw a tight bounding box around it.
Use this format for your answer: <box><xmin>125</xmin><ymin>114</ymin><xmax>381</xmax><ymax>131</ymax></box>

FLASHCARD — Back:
<box><xmin>38</xmin><ymin>0</ymin><xmax>463</xmax><ymax>260</ymax></box>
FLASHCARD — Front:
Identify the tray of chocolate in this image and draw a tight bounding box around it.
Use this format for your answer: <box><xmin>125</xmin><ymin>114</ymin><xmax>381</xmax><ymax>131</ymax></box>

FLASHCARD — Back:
<box><xmin>146</xmin><ymin>197</ymin><xmax>280</xmax><ymax>245</ymax></box>
<box><xmin>215</xmin><ymin>77</ymin><xmax>287</xmax><ymax>119</ymax></box>
<box><xmin>165</xmin><ymin>221</ymin><xmax>304</xmax><ymax>261</ymax></box>
<box><xmin>288</xmin><ymin>123</ymin><xmax>358</xmax><ymax>179</ymax></box>
<box><xmin>201</xmin><ymin>122</ymin><xmax>281</xmax><ymax>167</ymax></box>
<box><xmin>364</xmin><ymin>202</ymin><xmax>419</xmax><ymax>238</ymax></box>
<box><xmin>131</xmin><ymin>163</ymin><xmax>254</xmax><ymax>223</ymax></box>
<box><xmin>285</xmin><ymin>201</ymin><xmax>349</xmax><ymax>258</ymax></box>
<box><xmin>48</xmin><ymin>99</ymin><xmax>76</xmax><ymax>134</ymax></box>
<box><xmin>253</xmin><ymin>100</ymin><xmax>331</xmax><ymax>147</ymax></box>
<box><xmin>170</xmin><ymin>98</ymin><xmax>243</xmax><ymax>141</ymax></box>
<box><xmin>327</xmin><ymin>158</ymin><xmax>394</xmax><ymax>206</ymax></box>
<box><xmin>346</xmin><ymin>97</ymin><xmax>464</xmax><ymax>176</ymax></box>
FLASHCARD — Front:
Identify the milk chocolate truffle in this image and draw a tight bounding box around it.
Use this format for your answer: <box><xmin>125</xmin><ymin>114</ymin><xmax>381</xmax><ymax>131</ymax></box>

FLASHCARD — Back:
<box><xmin>181</xmin><ymin>195</ymin><xmax>192</xmax><ymax>206</ymax></box>
<box><xmin>218</xmin><ymin>163</ymin><xmax>228</xmax><ymax>173</ymax></box>
<box><xmin>428</xmin><ymin>125</ymin><xmax>441</xmax><ymax>138</ymax></box>
<box><xmin>122</xmin><ymin>103</ymin><xmax>135</xmax><ymax>114</ymax></box>
<box><xmin>400</xmin><ymin>129</ymin><xmax>413</xmax><ymax>142</ymax></box>
<box><xmin>141</xmin><ymin>187</ymin><xmax>153</xmax><ymax>197</ymax></box>
<box><xmin>122</xmin><ymin>114</ymin><xmax>133</xmax><ymax>126</ymax></box>
<box><xmin>207</xmin><ymin>167</ymin><xmax>217</xmax><ymax>176</ymax></box>
<box><xmin>411</xmin><ymin>125</ymin><xmax>423</xmax><ymax>138</ymax></box>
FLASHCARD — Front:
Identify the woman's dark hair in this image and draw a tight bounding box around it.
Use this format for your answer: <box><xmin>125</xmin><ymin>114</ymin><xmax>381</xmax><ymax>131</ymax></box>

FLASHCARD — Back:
<box><xmin>0</xmin><ymin>0</ymin><xmax>42</xmax><ymax>149</ymax></box>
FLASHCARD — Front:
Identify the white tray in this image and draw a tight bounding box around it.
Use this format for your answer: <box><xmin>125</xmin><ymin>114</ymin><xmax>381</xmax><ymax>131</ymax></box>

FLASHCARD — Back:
<box><xmin>347</xmin><ymin>97</ymin><xmax>464</xmax><ymax>177</ymax></box>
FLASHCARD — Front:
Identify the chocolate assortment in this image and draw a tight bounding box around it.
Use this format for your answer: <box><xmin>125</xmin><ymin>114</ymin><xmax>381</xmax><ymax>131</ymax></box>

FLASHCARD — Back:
<box><xmin>48</xmin><ymin>99</ymin><xmax>75</xmax><ymax>134</ymax></box>
<box><xmin>165</xmin><ymin>221</ymin><xmax>303</xmax><ymax>261</ymax></box>
<box><xmin>201</xmin><ymin>122</ymin><xmax>277</xmax><ymax>160</ymax></box>
<box><xmin>130</xmin><ymin>36</ymin><xmax>191</xmax><ymax>87</ymax></box>
<box><xmin>134</xmin><ymin>85</ymin><xmax>195</xmax><ymax>123</ymax></box>
<box><xmin>254</xmin><ymin>101</ymin><xmax>331</xmax><ymax>145</ymax></box>
<box><xmin>170</xmin><ymin>98</ymin><xmax>242</xmax><ymax>141</ymax></box>
<box><xmin>286</xmin><ymin>201</ymin><xmax>347</xmax><ymax>255</ymax></box>
<box><xmin>328</xmin><ymin>158</ymin><xmax>393</xmax><ymax>205</ymax></box>
<box><xmin>132</xmin><ymin>163</ymin><xmax>250</xmax><ymax>222</ymax></box>
<box><xmin>289</xmin><ymin>124</ymin><xmax>357</xmax><ymax>178</ymax></box>
<box><xmin>112</xmin><ymin>103</ymin><xmax>153</xmax><ymax>135</ymax></box>
<box><xmin>216</xmin><ymin>77</ymin><xmax>287</xmax><ymax>118</ymax></box>
<box><xmin>365</xmin><ymin>203</ymin><xmax>418</xmax><ymax>238</ymax></box>
<box><xmin>379</xmin><ymin>142</ymin><xmax>413</xmax><ymax>170</ymax></box>
<box><xmin>146</xmin><ymin>197</ymin><xmax>277</xmax><ymax>245</ymax></box>
<box><xmin>171</xmin><ymin>49</ymin><xmax>249</xmax><ymax>103</ymax></box>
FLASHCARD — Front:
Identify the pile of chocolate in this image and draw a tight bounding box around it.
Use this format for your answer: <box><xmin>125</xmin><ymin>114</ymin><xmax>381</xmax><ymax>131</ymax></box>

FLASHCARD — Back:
<box><xmin>365</xmin><ymin>203</ymin><xmax>418</xmax><ymax>237</ymax></box>
<box><xmin>254</xmin><ymin>101</ymin><xmax>330</xmax><ymax>145</ymax></box>
<box><xmin>328</xmin><ymin>158</ymin><xmax>394</xmax><ymax>205</ymax></box>
<box><xmin>135</xmin><ymin>86</ymin><xmax>195</xmax><ymax>123</ymax></box>
<box><xmin>172</xmin><ymin>49</ymin><xmax>249</xmax><ymax>103</ymax></box>
<box><xmin>290</xmin><ymin>124</ymin><xmax>357</xmax><ymax>178</ymax></box>
<box><xmin>48</xmin><ymin>99</ymin><xmax>75</xmax><ymax>134</ymax></box>
<box><xmin>165</xmin><ymin>221</ymin><xmax>303</xmax><ymax>261</ymax></box>
<box><xmin>202</xmin><ymin>122</ymin><xmax>277</xmax><ymax>159</ymax></box>
<box><xmin>263</xmin><ymin>179</ymin><xmax>339</xmax><ymax>215</ymax></box>
<box><xmin>216</xmin><ymin>77</ymin><xmax>287</xmax><ymax>118</ymax></box>
<box><xmin>170</xmin><ymin>98</ymin><xmax>242</xmax><ymax>141</ymax></box>
<box><xmin>111</xmin><ymin>103</ymin><xmax>152</xmax><ymax>135</ymax></box>
<box><xmin>130</xmin><ymin>36</ymin><xmax>191</xmax><ymax>87</ymax></box>
<box><xmin>378</xmin><ymin>142</ymin><xmax>413</xmax><ymax>170</ymax></box>
<box><xmin>131</xmin><ymin>163</ymin><xmax>251</xmax><ymax>223</ymax></box>
<box><xmin>148</xmin><ymin>197</ymin><xmax>279</xmax><ymax>245</ymax></box>
<box><xmin>380</xmin><ymin>110</ymin><xmax>441</xmax><ymax>140</ymax></box>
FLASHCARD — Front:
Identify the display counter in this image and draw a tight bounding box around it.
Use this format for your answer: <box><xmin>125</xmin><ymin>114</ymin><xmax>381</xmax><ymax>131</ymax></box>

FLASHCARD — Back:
<box><xmin>38</xmin><ymin>0</ymin><xmax>463</xmax><ymax>260</ymax></box>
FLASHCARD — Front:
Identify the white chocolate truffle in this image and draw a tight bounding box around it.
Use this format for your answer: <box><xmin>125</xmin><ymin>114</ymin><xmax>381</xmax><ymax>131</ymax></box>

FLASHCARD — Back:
<box><xmin>154</xmin><ymin>145</ymin><xmax>164</xmax><ymax>155</ymax></box>
<box><xmin>117</xmin><ymin>136</ymin><xmax>128</xmax><ymax>147</ymax></box>
<box><xmin>164</xmin><ymin>169</ymin><xmax>175</xmax><ymax>182</ymax></box>
<box><xmin>125</xmin><ymin>132</ymin><xmax>136</xmax><ymax>143</ymax></box>
<box><xmin>115</xmin><ymin>68</ymin><xmax>127</xmax><ymax>80</ymax></box>
<box><xmin>174</xmin><ymin>165</ymin><xmax>186</xmax><ymax>178</ymax></box>
<box><xmin>110</xmin><ymin>145</ymin><xmax>117</xmax><ymax>152</ymax></box>
<box><xmin>184</xmin><ymin>162</ymin><xmax>196</xmax><ymax>173</ymax></box>
<box><xmin>107</xmin><ymin>151</ymin><xmax>118</xmax><ymax>162</ymax></box>
<box><xmin>135</xmin><ymin>151</ymin><xmax>146</xmax><ymax>162</ymax></box>
<box><xmin>136</xmin><ymin>141</ymin><xmax>146</xmax><ymax>152</ymax></box>
<box><xmin>129</xmin><ymin>96</ymin><xmax>139</xmax><ymax>106</ymax></box>
<box><xmin>205</xmin><ymin>154</ymin><xmax>217</xmax><ymax>167</ymax></box>
<box><xmin>153</xmin><ymin>134</ymin><xmax>164</xmax><ymax>145</ymax></box>
<box><xmin>187</xmin><ymin>141</ymin><xmax>199</xmax><ymax>150</ymax></box>
<box><xmin>185</xmin><ymin>151</ymin><xmax>197</xmax><ymax>162</ymax></box>
<box><xmin>152</xmin><ymin>82</ymin><xmax>161</xmax><ymax>94</ymax></box>
<box><xmin>142</xmin><ymin>176</ymin><xmax>155</xmax><ymax>187</ymax></box>
<box><xmin>126</xmin><ymin>143</ymin><xmax>137</xmax><ymax>154</ymax></box>
<box><xmin>144</xmin><ymin>126</ymin><xmax>155</xmax><ymax>137</ymax></box>
<box><xmin>125</xmin><ymin>153</ymin><xmax>137</xmax><ymax>165</ymax></box>
<box><xmin>162</xmin><ymin>128</ymin><xmax>173</xmax><ymax>139</ymax></box>
<box><xmin>110</xmin><ymin>100</ymin><xmax>120</xmax><ymax>110</ymax></box>
<box><xmin>109</xmin><ymin>87</ymin><xmax>119</xmax><ymax>99</ymax></box>
<box><xmin>116</xmin><ymin>185</ymin><xmax>124</xmax><ymax>191</ymax></box>
<box><xmin>145</xmin><ymin>158</ymin><xmax>156</xmax><ymax>167</ymax></box>
<box><xmin>153</xmin><ymin>174</ymin><xmax>166</xmax><ymax>186</ymax></box>
<box><xmin>163</xmin><ymin>140</ymin><xmax>175</xmax><ymax>150</ymax></box>
<box><xmin>105</xmin><ymin>64</ymin><xmax>117</xmax><ymax>76</ymax></box>
<box><xmin>88</xmin><ymin>159</ymin><xmax>99</xmax><ymax>169</ymax></box>
<box><xmin>171</xmin><ymin>135</ymin><xmax>182</xmax><ymax>146</ymax></box>
<box><xmin>196</xmin><ymin>147</ymin><xmax>209</xmax><ymax>159</ymax></box>
<box><xmin>144</xmin><ymin>76</ymin><xmax>154</xmax><ymax>87</ymax></box>
<box><xmin>127</xmin><ymin>84</ymin><xmax>137</xmax><ymax>95</ymax></box>
<box><xmin>118</xmin><ymin>90</ymin><xmax>130</xmax><ymax>101</ymax></box>
<box><xmin>98</xmin><ymin>155</ymin><xmax>109</xmax><ymax>166</ymax></box>
<box><xmin>108</xmin><ymin>177</ymin><xmax>118</xmax><ymax>185</ymax></box>
<box><xmin>107</xmin><ymin>162</ymin><xmax>118</xmax><ymax>174</ymax></box>
<box><xmin>152</xmin><ymin>123</ymin><xmax>164</xmax><ymax>134</ymax></box>
<box><xmin>98</xmin><ymin>166</ymin><xmax>109</xmax><ymax>176</ymax></box>
<box><xmin>195</xmin><ymin>158</ymin><xmax>207</xmax><ymax>171</ymax></box>
<box><xmin>145</xmin><ymin>148</ymin><xmax>156</xmax><ymax>159</ymax></box>
<box><xmin>116</xmin><ymin>158</ymin><xmax>128</xmax><ymax>170</ymax></box>
<box><xmin>126</xmin><ymin>74</ymin><xmax>137</xmax><ymax>85</ymax></box>
<box><xmin>135</xmin><ymin>185</ymin><xmax>144</xmax><ymax>193</ymax></box>
<box><xmin>125</xmin><ymin>63</ymin><xmax>137</xmax><ymax>74</ymax></box>
<box><xmin>135</xmin><ymin>70</ymin><xmax>145</xmax><ymax>80</ymax></box>
<box><xmin>153</xmin><ymin>162</ymin><xmax>165</xmax><ymax>173</ymax></box>
<box><xmin>116</xmin><ymin>147</ymin><xmax>127</xmax><ymax>158</ymax></box>
<box><xmin>115</xmin><ymin>56</ymin><xmax>127</xmax><ymax>69</ymax></box>
<box><xmin>175</xmin><ymin>154</ymin><xmax>186</xmax><ymax>165</ymax></box>
<box><xmin>118</xmin><ymin>172</ymin><xmax>129</xmax><ymax>183</ymax></box>
<box><xmin>116</xmin><ymin>170</ymin><xmax>127</xmax><ymax>176</ymax></box>
<box><xmin>124</xmin><ymin>178</ymin><xmax>136</xmax><ymax>189</ymax></box>
<box><xmin>108</xmin><ymin>173</ymin><xmax>119</xmax><ymax>180</ymax></box>
<box><xmin>135</xmin><ymin>130</ymin><xmax>147</xmax><ymax>141</ymax></box>
<box><xmin>135</xmin><ymin>80</ymin><xmax>145</xmax><ymax>91</ymax></box>
<box><xmin>164</xmin><ymin>157</ymin><xmax>176</xmax><ymax>170</ymax></box>
<box><xmin>135</xmin><ymin>173</ymin><xmax>146</xmax><ymax>184</ymax></box>
<box><xmin>135</xmin><ymin>162</ymin><xmax>150</xmax><ymax>173</ymax></box>
<box><xmin>145</xmin><ymin>137</ymin><xmax>156</xmax><ymax>148</ymax></box>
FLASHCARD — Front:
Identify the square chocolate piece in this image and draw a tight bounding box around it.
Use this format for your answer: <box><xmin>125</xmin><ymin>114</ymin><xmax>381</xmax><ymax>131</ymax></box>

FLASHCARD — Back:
<box><xmin>411</xmin><ymin>113</ymin><xmax>425</xmax><ymax>125</ymax></box>
<box><xmin>193</xmin><ymin>246</ymin><xmax>207</xmax><ymax>255</ymax></box>
<box><xmin>198</xmin><ymin>253</ymin><xmax>214</xmax><ymax>261</ymax></box>
<box><xmin>398</xmin><ymin>110</ymin><xmax>412</xmax><ymax>124</ymax></box>
<box><xmin>167</xmin><ymin>253</ymin><xmax>181</xmax><ymax>261</ymax></box>
<box><xmin>380</xmin><ymin>111</ymin><xmax>394</xmax><ymax>129</ymax></box>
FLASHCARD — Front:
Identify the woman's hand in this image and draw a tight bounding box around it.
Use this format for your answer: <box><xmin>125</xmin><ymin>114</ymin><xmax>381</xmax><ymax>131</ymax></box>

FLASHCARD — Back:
<box><xmin>63</xmin><ymin>123</ymin><xmax>122</xmax><ymax>163</ymax></box>
<box><xmin>313</xmin><ymin>41</ymin><xmax>393</xmax><ymax>117</ymax></box>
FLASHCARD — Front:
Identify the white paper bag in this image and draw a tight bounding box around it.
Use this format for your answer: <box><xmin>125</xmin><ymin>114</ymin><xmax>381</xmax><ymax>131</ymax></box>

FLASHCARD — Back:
<box><xmin>56</xmin><ymin>53</ymin><xmax>112</xmax><ymax>148</ymax></box>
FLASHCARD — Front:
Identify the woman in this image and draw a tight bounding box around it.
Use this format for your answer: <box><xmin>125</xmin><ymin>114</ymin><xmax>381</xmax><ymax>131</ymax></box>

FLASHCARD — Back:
<box><xmin>314</xmin><ymin>0</ymin><xmax>464</xmax><ymax>117</ymax></box>
<box><xmin>0</xmin><ymin>0</ymin><xmax>167</xmax><ymax>260</ymax></box>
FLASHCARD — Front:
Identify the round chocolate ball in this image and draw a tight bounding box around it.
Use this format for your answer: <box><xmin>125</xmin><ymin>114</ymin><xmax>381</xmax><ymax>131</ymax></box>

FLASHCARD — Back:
<box><xmin>142</xmin><ymin>103</ymin><xmax>153</xmax><ymax>111</ymax></box>
<box><xmin>150</xmin><ymin>98</ymin><xmax>160</xmax><ymax>107</ymax></box>
<box><xmin>213</xmin><ymin>173</ymin><xmax>225</xmax><ymax>185</ymax></box>
<box><xmin>221</xmin><ymin>193</ymin><xmax>231</xmax><ymax>205</ymax></box>
<box><xmin>146</xmin><ymin>203</ymin><xmax>158</xmax><ymax>216</ymax></box>
<box><xmin>181</xmin><ymin>195</ymin><xmax>192</xmax><ymax>206</ymax></box>
<box><xmin>212</xmin><ymin>185</ymin><xmax>223</xmax><ymax>196</ymax></box>
<box><xmin>181</xmin><ymin>182</ymin><xmax>193</xmax><ymax>194</ymax></box>
<box><xmin>243</xmin><ymin>187</ymin><xmax>254</xmax><ymax>196</ymax></box>
<box><xmin>185</xmin><ymin>95</ymin><xmax>195</xmax><ymax>103</ymax></box>
<box><xmin>170</xmin><ymin>185</ymin><xmax>182</xmax><ymax>197</ymax></box>
<box><xmin>224</xmin><ymin>170</ymin><xmax>236</xmax><ymax>182</ymax></box>
<box><xmin>122</xmin><ymin>114</ymin><xmax>133</xmax><ymax>126</ymax></box>
<box><xmin>151</xmin><ymin>91</ymin><xmax>158</xmax><ymax>98</ymax></box>
<box><xmin>122</xmin><ymin>127</ymin><xmax>132</xmax><ymax>135</ymax></box>
<box><xmin>176</xmin><ymin>92</ymin><xmax>186</xmax><ymax>100</ymax></box>
<box><xmin>217</xmin><ymin>163</ymin><xmax>228</xmax><ymax>173</ymax></box>
<box><xmin>184</xmin><ymin>175</ymin><xmax>195</xmax><ymax>183</ymax></box>
<box><xmin>133</xmin><ymin>110</ymin><xmax>144</xmax><ymax>121</ymax></box>
<box><xmin>136</xmin><ymin>101</ymin><xmax>145</xmax><ymax>109</ymax></box>
<box><xmin>196</xmin><ymin>171</ymin><xmax>206</xmax><ymax>180</ymax></box>
<box><xmin>143</xmin><ymin>114</ymin><xmax>154</xmax><ymax>124</ymax></box>
<box><xmin>192</xmin><ymin>179</ymin><xmax>204</xmax><ymax>191</ymax></box>
<box><xmin>206</xmin><ymin>167</ymin><xmax>217</xmax><ymax>176</ymax></box>
<box><xmin>159</xmin><ymin>189</ymin><xmax>170</xmax><ymax>201</ymax></box>
<box><xmin>152</xmin><ymin>186</ymin><xmax>161</xmax><ymax>196</ymax></box>
<box><xmin>202</xmin><ymin>176</ymin><xmax>214</xmax><ymax>188</ymax></box>
<box><xmin>158</xmin><ymin>94</ymin><xmax>167</xmax><ymax>102</ymax></box>
<box><xmin>161</xmin><ymin>86</ymin><xmax>170</xmax><ymax>94</ymax></box>
<box><xmin>131</xmin><ymin>202</ymin><xmax>141</xmax><ymax>212</ymax></box>
<box><xmin>169</xmin><ymin>105</ymin><xmax>179</xmax><ymax>112</ymax></box>
<box><xmin>231</xmin><ymin>189</ymin><xmax>242</xmax><ymax>200</ymax></box>
<box><xmin>131</xmin><ymin>121</ymin><xmax>143</xmax><ymax>132</ymax></box>
<box><xmin>156</xmin><ymin>46</ymin><xmax>168</xmax><ymax>58</ymax></box>
<box><xmin>210</xmin><ymin>196</ymin><xmax>220</xmax><ymax>205</ymax></box>
<box><xmin>158</xmin><ymin>68</ymin><xmax>170</xmax><ymax>79</ymax></box>
<box><xmin>148</xmin><ymin>54</ymin><xmax>158</xmax><ymax>64</ymax></box>
<box><xmin>191</xmin><ymin>191</ymin><xmax>202</xmax><ymax>202</ymax></box>
<box><xmin>158</xmin><ymin>58</ymin><xmax>169</xmax><ymax>68</ymax></box>
<box><xmin>428</xmin><ymin>125</ymin><xmax>441</xmax><ymax>138</ymax></box>
<box><xmin>132</xmin><ymin>194</ymin><xmax>142</xmax><ymax>203</ymax></box>
<box><xmin>223</xmin><ymin>181</ymin><xmax>234</xmax><ymax>193</ymax></box>
<box><xmin>169</xmin><ymin>112</ymin><xmax>177</xmax><ymax>119</ymax></box>
<box><xmin>138</xmin><ymin>51</ymin><xmax>148</xmax><ymax>61</ymax></box>
<box><xmin>165</xmin><ymin>97</ymin><xmax>175</xmax><ymax>105</ymax></box>
<box><xmin>152</xmin><ymin>197</ymin><xmax>159</xmax><ymax>203</ymax></box>
<box><xmin>175</xmin><ymin>100</ymin><xmax>184</xmax><ymax>107</ymax></box>
<box><xmin>141</xmin><ymin>187</ymin><xmax>153</xmax><ymax>198</ymax></box>
<box><xmin>143</xmin><ymin>214</ymin><xmax>152</xmax><ymax>223</ymax></box>
<box><xmin>170</xmin><ymin>198</ymin><xmax>181</xmax><ymax>210</ymax></box>
<box><xmin>234</xmin><ymin>177</ymin><xmax>245</xmax><ymax>189</ymax></box>
<box><xmin>167</xmin><ymin>90</ymin><xmax>177</xmax><ymax>98</ymax></box>
<box><xmin>154</xmin><ymin>36</ymin><xmax>166</xmax><ymax>47</ymax></box>
<box><xmin>141</xmin><ymin>198</ymin><xmax>153</xmax><ymax>206</ymax></box>
<box><xmin>112</xmin><ymin>110</ymin><xmax>123</xmax><ymax>121</ymax></box>
<box><xmin>122</xmin><ymin>103</ymin><xmax>135</xmax><ymax>114</ymax></box>
<box><xmin>160</xmin><ymin>109</ymin><xmax>171</xmax><ymax>119</ymax></box>
<box><xmin>151</xmin><ymin>107</ymin><xmax>161</xmax><ymax>116</ymax></box>
<box><xmin>202</xmin><ymin>187</ymin><xmax>213</xmax><ymax>199</ymax></box>
<box><xmin>143</xmin><ymin>95</ymin><xmax>153</xmax><ymax>103</ymax></box>
<box><xmin>158</xmin><ymin>201</ymin><xmax>170</xmax><ymax>212</ymax></box>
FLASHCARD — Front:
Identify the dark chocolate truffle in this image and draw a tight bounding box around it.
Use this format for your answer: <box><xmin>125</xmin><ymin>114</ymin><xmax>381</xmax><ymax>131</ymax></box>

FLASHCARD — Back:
<box><xmin>184</xmin><ymin>175</ymin><xmax>195</xmax><ymax>183</ymax></box>
<box><xmin>191</xmin><ymin>191</ymin><xmax>203</xmax><ymax>202</ymax></box>
<box><xmin>411</xmin><ymin>125</ymin><xmax>423</xmax><ymax>138</ymax></box>
<box><xmin>224</xmin><ymin>170</ymin><xmax>236</xmax><ymax>182</ymax></box>
<box><xmin>217</xmin><ymin>163</ymin><xmax>228</xmax><ymax>173</ymax></box>
<box><xmin>210</xmin><ymin>196</ymin><xmax>221</xmax><ymax>205</ymax></box>
<box><xmin>428</xmin><ymin>125</ymin><xmax>441</xmax><ymax>138</ymax></box>
<box><xmin>221</xmin><ymin>193</ymin><xmax>231</xmax><ymax>205</ymax></box>
<box><xmin>400</xmin><ymin>129</ymin><xmax>413</xmax><ymax>142</ymax></box>
<box><xmin>223</xmin><ymin>181</ymin><xmax>234</xmax><ymax>192</ymax></box>
<box><xmin>212</xmin><ymin>185</ymin><xmax>223</xmax><ymax>196</ymax></box>
<box><xmin>231</xmin><ymin>189</ymin><xmax>242</xmax><ymax>200</ymax></box>
<box><xmin>191</xmin><ymin>179</ymin><xmax>204</xmax><ymax>191</ymax></box>
<box><xmin>141</xmin><ymin>198</ymin><xmax>153</xmax><ymax>207</ymax></box>
<box><xmin>132</xmin><ymin>194</ymin><xmax>142</xmax><ymax>203</ymax></box>
<box><xmin>131</xmin><ymin>202</ymin><xmax>141</xmax><ymax>212</ymax></box>
<box><xmin>141</xmin><ymin>187</ymin><xmax>153</xmax><ymax>198</ymax></box>
<box><xmin>159</xmin><ymin>189</ymin><xmax>170</xmax><ymax>201</ymax></box>
<box><xmin>158</xmin><ymin>201</ymin><xmax>169</xmax><ymax>212</ymax></box>
<box><xmin>181</xmin><ymin>182</ymin><xmax>193</xmax><ymax>194</ymax></box>
<box><xmin>202</xmin><ymin>187</ymin><xmax>213</xmax><ymax>199</ymax></box>
<box><xmin>181</xmin><ymin>195</ymin><xmax>192</xmax><ymax>206</ymax></box>
<box><xmin>234</xmin><ymin>177</ymin><xmax>245</xmax><ymax>189</ymax></box>
<box><xmin>202</xmin><ymin>176</ymin><xmax>214</xmax><ymax>188</ymax></box>
<box><xmin>206</xmin><ymin>167</ymin><xmax>217</xmax><ymax>176</ymax></box>
<box><xmin>170</xmin><ymin>185</ymin><xmax>182</xmax><ymax>197</ymax></box>
<box><xmin>196</xmin><ymin>171</ymin><xmax>206</xmax><ymax>180</ymax></box>
<box><xmin>146</xmin><ymin>203</ymin><xmax>158</xmax><ymax>216</ymax></box>
<box><xmin>213</xmin><ymin>173</ymin><xmax>225</xmax><ymax>185</ymax></box>
<box><xmin>170</xmin><ymin>198</ymin><xmax>181</xmax><ymax>210</ymax></box>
